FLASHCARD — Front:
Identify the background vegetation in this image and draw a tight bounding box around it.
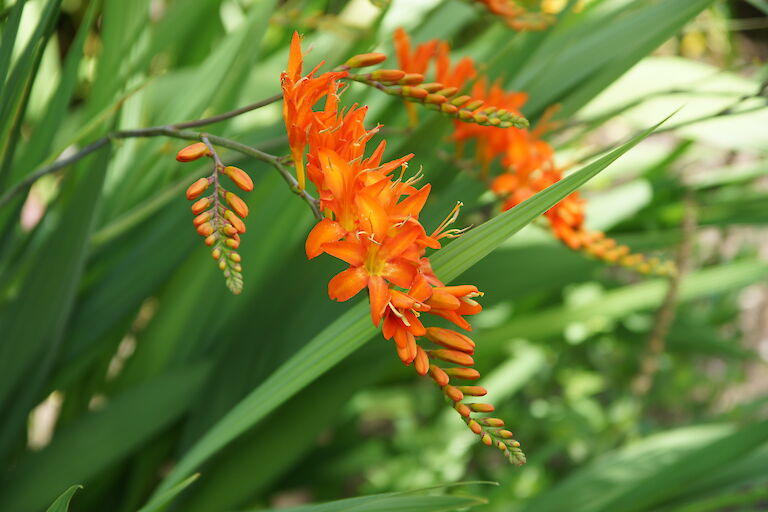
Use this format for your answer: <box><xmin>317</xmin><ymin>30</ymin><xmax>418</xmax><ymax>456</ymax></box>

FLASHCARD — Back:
<box><xmin>1</xmin><ymin>0</ymin><xmax>767</xmax><ymax>511</ymax></box>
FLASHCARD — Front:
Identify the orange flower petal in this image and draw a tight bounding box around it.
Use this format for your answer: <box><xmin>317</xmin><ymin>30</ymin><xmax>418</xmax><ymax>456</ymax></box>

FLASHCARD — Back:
<box><xmin>306</xmin><ymin>218</ymin><xmax>346</xmax><ymax>258</ymax></box>
<box><xmin>322</xmin><ymin>240</ymin><xmax>366</xmax><ymax>266</ymax></box>
<box><xmin>382</xmin><ymin>258</ymin><xmax>417</xmax><ymax>289</ymax></box>
<box><xmin>328</xmin><ymin>267</ymin><xmax>368</xmax><ymax>302</ymax></box>
<box><xmin>367</xmin><ymin>275</ymin><xmax>390</xmax><ymax>327</ymax></box>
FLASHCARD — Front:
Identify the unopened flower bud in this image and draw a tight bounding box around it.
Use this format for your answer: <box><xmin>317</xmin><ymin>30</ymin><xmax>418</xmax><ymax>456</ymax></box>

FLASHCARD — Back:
<box><xmin>193</xmin><ymin>212</ymin><xmax>211</xmax><ymax>227</ymax></box>
<box><xmin>467</xmin><ymin>419</ymin><xmax>482</xmax><ymax>435</ymax></box>
<box><xmin>204</xmin><ymin>234</ymin><xmax>216</xmax><ymax>246</ymax></box>
<box><xmin>454</xmin><ymin>402</ymin><xmax>471</xmax><ymax>417</ymax></box>
<box><xmin>225</xmin><ymin>237</ymin><xmax>240</xmax><ymax>249</ymax></box>
<box><xmin>420</xmin><ymin>83</ymin><xmax>444</xmax><ymax>93</ymax></box>
<box><xmin>186</xmin><ymin>178</ymin><xmax>210</xmax><ymax>200</ymax></box>
<box><xmin>212</xmin><ymin>248</ymin><xmax>221</xmax><ymax>260</ymax></box>
<box><xmin>229</xmin><ymin>252</ymin><xmax>241</xmax><ymax>262</ymax></box>
<box><xmin>443</xmin><ymin>385</ymin><xmax>464</xmax><ymax>402</ymax></box>
<box><xmin>224</xmin><ymin>166</ymin><xmax>254</xmax><ymax>192</ymax></box>
<box><xmin>401</xmin><ymin>86</ymin><xmax>428</xmax><ymax>99</ymax></box>
<box><xmin>176</xmin><ymin>142</ymin><xmax>210</xmax><ymax>162</ymax></box>
<box><xmin>226</xmin><ymin>192</ymin><xmax>249</xmax><ymax>218</ymax></box>
<box><xmin>451</xmin><ymin>95</ymin><xmax>472</xmax><ymax>107</ymax></box>
<box><xmin>429</xmin><ymin>349</ymin><xmax>474</xmax><ymax>366</ymax></box>
<box><xmin>463</xmin><ymin>99</ymin><xmax>485</xmax><ymax>111</ymax></box>
<box><xmin>370</xmin><ymin>69</ymin><xmax>406</xmax><ymax>82</ymax></box>
<box><xmin>224</xmin><ymin>210</ymin><xmax>246</xmax><ymax>233</ymax></box>
<box><xmin>191</xmin><ymin>198</ymin><xmax>210</xmax><ymax>215</ymax></box>
<box><xmin>456</xmin><ymin>386</ymin><xmax>487</xmax><ymax>396</ymax></box>
<box><xmin>444</xmin><ymin>367</ymin><xmax>481</xmax><ymax>380</ymax></box>
<box><xmin>428</xmin><ymin>364</ymin><xmax>449</xmax><ymax>386</ymax></box>
<box><xmin>479</xmin><ymin>418</ymin><xmax>505</xmax><ymax>427</ymax></box>
<box><xmin>196</xmin><ymin>222</ymin><xmax>213</xmax><ymax>237</ymax></box>
<box><xmin>218</xmin><ymin>259</ymin><xmax>226</xmax><ymax>270</ymax></box>
<box><xmin>469</xmin><ymin>403</ymin><xmax>495</xmax><ymax>413</ymax></box>
<box><xmin>424</xmin><ymin>94</ymin><xmax>447</xmax><ymax>105</ymax></box>
<box><xmin>345</xmin><ymin>52</ymin><xmax>386</xmax><ymax>68</ymax></box>
<box><xmin>399</xmin><ymin>73</ymin><xmax>424</xmax><ymax>85</ymax></box>
<box><xmin>425</xmin><ymin>328</ymin><xmax>475</xmax><ymax>353</ymax></box>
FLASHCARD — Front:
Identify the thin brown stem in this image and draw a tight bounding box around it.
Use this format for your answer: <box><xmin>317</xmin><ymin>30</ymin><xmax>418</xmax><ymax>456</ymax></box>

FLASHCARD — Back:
<box><xmin>632</xmin><ymin>190</ymin><xmax>697</xmax><ymax>396</ymax></box>
<box><xmin>171</xmin><ymin>93</ymin><xmax>283</xmax><ymax>130</ymax></box>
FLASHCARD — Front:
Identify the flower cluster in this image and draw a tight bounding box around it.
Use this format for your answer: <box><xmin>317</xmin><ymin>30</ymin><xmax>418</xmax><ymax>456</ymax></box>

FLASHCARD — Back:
<box><xmin>470</xmin><ymin>0</ymin><xmax>555</xmax><ymax>30</ymax></box>
<box><xmin>283</xmin><ymin>32</ymin><xmax>526</xmax><ymax>464</ymax></box>
<box><xmin>394</xmin><ymin>29</ymin><xmax>677</xmax><ymax>277</ymax></box>
<box><xmin>177</xmin><ymin>141</ymin><xmax>254</xmax><ymax>294</ymax></box>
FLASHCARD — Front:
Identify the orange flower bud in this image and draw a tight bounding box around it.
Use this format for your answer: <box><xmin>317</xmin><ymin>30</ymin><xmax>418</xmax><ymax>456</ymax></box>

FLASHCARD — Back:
<box><xmin>224</xmin><ymin>166</ymin><xmax>253</xmax><ymax>192</ymax></box>
<box><xmin>454</xmin><ymin>402</ymin><xmax>471</xmax><ymax>418</ymax></box>
<box><xmin>429</xmin><ymin>349</ymin><xmax>474</xmax><ymax>366</ymax></box>
<box><xmin>451</xmin><ymin>95</ymin><xmax>472</xmax><ymax>107</ymax></box>
<box><xmin>226</xmin><ymin>192</ymin><xmax>249</xmax><ymax>218</ymax></box>
<box><xmin>370</xmin><ymin>69</ymin><xmax>406</xmax><ymax>82</ymax></box>
<box><xmin>467</xmin><ymin>419</ymin><xmax>482</xmax><ymax>435</ymax></box>
<box><xmin>193</xmin><ymin>212</ymin><xmax>211</xmax><ymax>227</ymax></box>
<box><xmin>428</xmin><ymin>364</ymin><xmax>449</xmax><ymax>387</ymax></box>
<box><xmin>191</xmin><ymin>198</ymin><xmax>210</xmax><ymax>215</ymax></box>
<box><xmin>225</xmin><ymin>237</ymin><xmax>240</xmax><ymax>249</ymax></box>
<box><xmin>463</xmin><ymin>99</ymin><xmax>484</xmax><ymax>111</ymax></box>
<box><xmin>480</xmin><ymin>418</ymin><xmax>505</xmax><ymax>427</ymax></box>
<box><xmin>498</xmin><ymin>441</ymin><xmax>508</xmax><ymax>451</ymax></box>
<box><xmin>469</xmin><ymin>403</ymin><xmax>495</xmax><ymax>413</ymax></box>
<box><xmin>456</xmin><ymin>386</ymin><xmax>487</xmax><ymax>396</ymax></box>
<box><xmin>437</xmin><ymin>86</ymin><xmax>458</xmax><ymax>97</ymax></box>
<box><xmin>401</xmin><ymin>86</ymin><xmax>428</xmax><ymax>99</ymax></box>
<box><xmin>186</xmin><ymin>178</ymin><xmax>210</xmax><ymax>200</ymax></box>
<box><xmin>414</xmin><ymin>346</ymin><xmax>429</xmax><ymax>376</ymax></box>
<box><xmin>221</xmin><ymin>225</ymin><xmax>238</xmax><ymax>237</ymax></box>
<box><xmin>212</xmin><ymin>248</ymin><xmax>221</xmax><ymax>260</ymax></box>
<box><xmin>440</xmin><ymin>103</ymin><xmax>458</xmax><ymax>114</ymax></box>
<box><xmin>196</xmin><ymin>222</ymin><xmax>213</xmax><ymax>237</ymax></box>
<box><xmin>345</xmin><ymin>52</ymin><xmax>386</xmax><ymax>68</ymax></box>
<box><xmin>425</xmin><ymin>328</ymin><xmax>475</xmax><ymax>353</ymax></box>
<box><xmin>444</xmin><ymin>367</ymin><xmax>481</xmax><ymax>380</ymax></box>
<box><xmin>443</xmin><ymin>385</ymin><xmax>464</xmax><ymax>402</ymax></box>
<box><xmin>224</xmin><ymin>210</ymin><xmax>246</xmax><ymax>233</ymax></box>
<box><xmin>176</xmin><ymin>142</ymin><xmax>209</xmax><ymax>162</ymax></box>
<box><xmin>473</xmin><ymin>113</ymin><xmax>489</xmax><ymax>124</ymax></box>
<box><xmin>481</xmin><ymin>433</ymin><xmax>492</xmax><ymax>446</ymax></box>
<box><xmin>204</xmin><ymin>234</ymin><xmax>216</xmax><ymax>246</ymax></box>
<box><xmin>424</xmin><ymin>94</ymin><xmax>447</xmax><ymax>105</ymax></box>
<box><xmin>229</xmin><ymin>252</ymin><xmax>241</xmax><ymax>263</ymax></box>
<box><xmin>218</xmin><ymin>259</ymin><xmax>227</xmax><ymax>270</ymax></box>
<box><xmin>399</xmin><ymin>73</ymin><xmax>424</xmax><ymax>85</ymax></box>
<box><xmin>498</xmin><ymin>429</ymin><xmax>514</xmax><ymax>439</ymax></box>
<box><xmin>420</xmin><ymin>82</ymin><xmax>444</xmax><ymax>93</ymax></box>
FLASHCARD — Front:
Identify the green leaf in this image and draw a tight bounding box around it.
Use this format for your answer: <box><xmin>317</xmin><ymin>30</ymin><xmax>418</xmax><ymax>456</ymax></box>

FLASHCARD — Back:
<box><xmin>144</xmin><ymin>118</ymin><xmax>667</xmax><ymax>504</ymax></box>
<box><xmin>0</xmin><ymin>364</ymin><xmax>209</xmax><ymax>512</ymax></box>
<box><xmin>135</xmin><ymin>474</ymin><xmax>200</xmax><ymax>512</ymax></box>
<box><xmin>45</xmin><ymin>485</ymin><xmax>82</xmax><ymax>512</ymax></box>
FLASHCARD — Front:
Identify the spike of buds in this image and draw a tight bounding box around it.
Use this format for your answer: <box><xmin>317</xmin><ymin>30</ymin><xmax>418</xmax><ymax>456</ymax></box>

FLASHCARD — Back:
<box><xmin>186</xmin><ymin>178</ymin><xmax>210</xmax><ymax>200</ymax></box>
<box><xmin>176</xmin><ymin>142</ymin><xmax>210</xmax><ymax>162</ymax></box>
<box><xmin>223</xmin><ymin>166</ymin><xmax>254</xmax><ymax>192</ymax></box>
<box><xmin>345</xmin><ymin>52</ymin><xmax>387</xmax><ymax>68</ymax></box>
<box><xmin>226</xmin><ymin>192</ymin><xmax>249</xmax><ymax>218</ymax></box>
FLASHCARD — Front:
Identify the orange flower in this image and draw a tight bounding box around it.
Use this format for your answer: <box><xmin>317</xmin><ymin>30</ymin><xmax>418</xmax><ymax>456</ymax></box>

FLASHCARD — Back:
<box><xmin>281</xmin><ymin>32</ymin><xmax>347</xmax><ymax>191</ymax></box>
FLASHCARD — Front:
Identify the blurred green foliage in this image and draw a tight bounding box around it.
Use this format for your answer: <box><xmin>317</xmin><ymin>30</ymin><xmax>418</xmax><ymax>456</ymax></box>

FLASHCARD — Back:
<box><xmin>1</xmin><ymin>0</ymin><xmax>767</xmax><ymax>511</ymax></box>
